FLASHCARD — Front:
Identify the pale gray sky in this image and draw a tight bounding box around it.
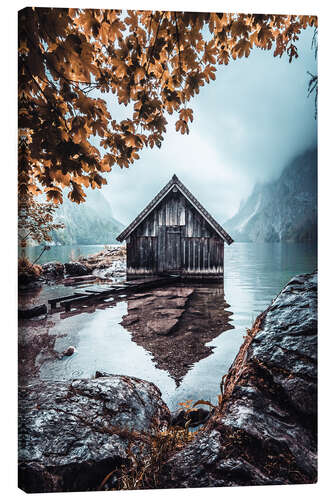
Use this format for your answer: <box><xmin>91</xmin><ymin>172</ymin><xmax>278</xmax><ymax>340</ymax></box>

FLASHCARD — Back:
<box><xmin>93</xmin><ymin>26</ymin><xmax>317</xmax><ymax>226</ymax></box>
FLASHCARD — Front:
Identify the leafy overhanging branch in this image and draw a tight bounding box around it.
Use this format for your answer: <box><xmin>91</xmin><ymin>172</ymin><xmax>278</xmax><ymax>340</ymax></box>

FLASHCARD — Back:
<box><xmin>18</xmin><ymin>8</ymin><xmax>318</xmax><ymax>205</ymax></box>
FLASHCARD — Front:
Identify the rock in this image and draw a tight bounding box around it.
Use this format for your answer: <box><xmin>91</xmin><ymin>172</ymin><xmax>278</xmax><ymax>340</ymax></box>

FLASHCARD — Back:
<box><xmin>95</xmin><ymin>370</ymin><xmax>111</xmax><ymax>378</ymax></box>
<box><xmin>64</xmin><ymin>262</ymin><xmax>90</xmax><ymax>276</ymax></box>
<box><xmin>127</xmin><ymin>288</ymin><xmax>192</xmax><ymax>312</ymax></box>
<box><xmin>18</xmin><ymin>304</ymin><xmax>47</xmax><ymax>319</ymax></box>
<box><xmin>147</xmin><ymin>318</ymin><xmax>178</xmax><ymax>336</ymax></box>
<box><xmin>127</xmin><ymin>296</ymin><xmax>156</xmax><ymax>310</ymax></box>
<box><xmin>121</xmin><ymin>315</ymin><xmax>140</xmax><ymax>327</ymax></box>
<box><xmin>62</xmin><ymin>346</ymin><xmax>75</xmax><ymax>356</ymax></box>
<box><xmin>104</xmin><ymin>270</ymin><xmax>115</xmax><ymax>277</ymax></box>
<box><xmin>160</xmin><ymin>271</ymin><xmax>317</xmax><ymax>487</ymax></box>
<box><xmin>42</xmin><ymin>262</ymin><xmax>64</xmax><ymax>278</ymax></box>
<box><xmin>154</xmin><ymin>297</ymin><xmax>187</xmax><ymax>309</ymax></box>
<box><xmin>93</xmin><ymin>266</ymin><xmax>126</xmax><ymax>279</ymax></box>
<box><xmin>171</xmin><ymin>408</ymin><xmax>210</xmax><ymax>428</ymax></box>
<box><xmin>18</xmin><ymin>318</ymin><xmax>60</xmax><ymax>385</ymax></box>
<box><xmin>152</xmin><ymin>308</ymin><xmax>184</xmax><ymax>319</ymax></box>
<box><xmin>93</xmin><ymin>259</ymin><xmax>126</xmax><ymax>278</ymax></box>
<box><xmin>128</xmin><ymin>292</ymin><xmax>153</xmax><ymax>299</ymax></box>
<box><xmin>128</xmin><ymin>297</ymin><xmax>187</xmax><ymax>311</ymax></box>
<box><xmin>18</xmin><ymin>375</ymin><xmax>170</xmax><ymax>493</ymax></box>
<box><xmin>93</xmin><ymin>269</ymin><xmax>112</xmax><ymax>278</ymax></box>
<box><xmin>153</xmin><ymin>288</ymin><xmax>194</xmax><ymax>299</ymax></box>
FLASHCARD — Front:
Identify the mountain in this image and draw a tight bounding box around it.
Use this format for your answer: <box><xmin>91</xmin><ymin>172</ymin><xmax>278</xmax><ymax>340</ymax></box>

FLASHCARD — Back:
<box><xmin>51</xmin><ymin>188</ymin><xmax>124</xmax><ymax>245</ymax></box>
<box><xmin>224</xmin><ymin>149</ymin><xmax>317</xmax><ymax>242</ymax></box>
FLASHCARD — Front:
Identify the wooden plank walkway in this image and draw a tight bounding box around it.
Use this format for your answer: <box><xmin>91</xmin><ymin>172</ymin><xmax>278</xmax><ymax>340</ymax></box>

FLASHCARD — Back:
<box><xmin>48</xmin><ymin>275</ymin><xmax>181</xmax><ymax>313</ymax></box>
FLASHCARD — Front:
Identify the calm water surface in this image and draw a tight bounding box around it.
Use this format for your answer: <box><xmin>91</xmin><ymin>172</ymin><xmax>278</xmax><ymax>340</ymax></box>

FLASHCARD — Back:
<box><xmin>19</xmin><ymin>244</ymin><xmax>120</xmax><ymax>264</ymax></box>
<box><xmin>21</xmin><ymin>242</ymin><xmax>317</xmax><ymax>411</ymax></box>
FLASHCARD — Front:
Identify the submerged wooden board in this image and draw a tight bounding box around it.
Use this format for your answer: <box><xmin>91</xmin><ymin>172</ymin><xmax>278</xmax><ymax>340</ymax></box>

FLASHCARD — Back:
<box><xmin>49</xmin><ymin>275</ymin><xmax>183</xmax><ymax>313</ymax></box>
<box><xmin>83</xmin><ymin>287</ymin><xmax>117</xmax><ymax>294</ymax></box>
<box><xmin>48</xmin><ymin>293</ymin><xmax>87</xmax><ymax>309</ymax></box>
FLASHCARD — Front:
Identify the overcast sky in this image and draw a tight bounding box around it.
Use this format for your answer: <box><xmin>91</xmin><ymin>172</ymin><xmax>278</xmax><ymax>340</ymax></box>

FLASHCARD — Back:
<box><xmin>95</xmin><ymin>26</ymin><xmax>317</xmax><ymax>226</ymax></box>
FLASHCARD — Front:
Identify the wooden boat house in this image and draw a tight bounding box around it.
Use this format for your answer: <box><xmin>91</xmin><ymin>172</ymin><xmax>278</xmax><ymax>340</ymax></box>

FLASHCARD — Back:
<box><xmin>117</xmin><ymin>174</ymin><xmax>233</xmax><ymax>280</ymax></box>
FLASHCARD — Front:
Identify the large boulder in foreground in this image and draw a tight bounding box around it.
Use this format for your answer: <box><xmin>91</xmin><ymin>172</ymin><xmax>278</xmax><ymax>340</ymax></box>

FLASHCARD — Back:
<box><xmin>161</xmin><ymin>271</ymin><xmax>317</xmax><ymax>488</ymax></box>
<box><xmin>18</xmin><ymin>375</ymin><xmax>170</xmax><ymax>493</ymax></box>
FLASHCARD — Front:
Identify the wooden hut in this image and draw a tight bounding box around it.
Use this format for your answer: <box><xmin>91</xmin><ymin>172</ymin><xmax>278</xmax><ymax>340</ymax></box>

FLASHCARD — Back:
<box><xmin>116</xmin><ymin>174</ymin><xmax>233</xmax><ymax>280</ymax></box>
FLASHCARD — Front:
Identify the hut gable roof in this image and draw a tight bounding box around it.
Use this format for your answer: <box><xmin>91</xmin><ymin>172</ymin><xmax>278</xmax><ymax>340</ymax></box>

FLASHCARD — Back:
<box><xmin>117</xmin><ymin>174</ymin><xmax>234</xmax><ymax>244</ymax></box>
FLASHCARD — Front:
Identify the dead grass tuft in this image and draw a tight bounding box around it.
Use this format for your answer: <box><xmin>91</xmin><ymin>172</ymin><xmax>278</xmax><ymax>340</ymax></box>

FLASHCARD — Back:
<box><xmin>99</xmin><ymin>419</ymin><xmax>197</xmax><ymax>491</ymax></box>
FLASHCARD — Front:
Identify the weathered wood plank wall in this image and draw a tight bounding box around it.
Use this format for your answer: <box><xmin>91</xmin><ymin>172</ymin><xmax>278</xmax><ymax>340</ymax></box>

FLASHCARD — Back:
<box><xmin>126</xmin><ymin>190</ymin><xmax>224</xmax><ymax>277</ymax></box>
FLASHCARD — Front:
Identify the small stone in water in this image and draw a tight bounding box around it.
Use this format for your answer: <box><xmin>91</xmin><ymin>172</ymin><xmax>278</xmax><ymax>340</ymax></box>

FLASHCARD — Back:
<box><xmin>63</xmin><ymin>346</ymin><xmax>76</xmax><ymax>357</ymax></box>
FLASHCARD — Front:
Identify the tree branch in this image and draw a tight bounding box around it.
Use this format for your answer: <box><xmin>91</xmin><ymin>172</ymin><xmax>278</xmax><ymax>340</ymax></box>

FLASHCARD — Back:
<box><xmin>23</xmin><ymin>63</ymin><xmax>71</xmax><ymax>134</ymax></box>
<box><xmin>174</xmin><ymin>12</ymin><xmax>182</xmax><ymax>74</ymax></box>
<box><xmin>146</xmin><ymin>13</ymin><xmax>164</xmax><ymax>76</ymax></box>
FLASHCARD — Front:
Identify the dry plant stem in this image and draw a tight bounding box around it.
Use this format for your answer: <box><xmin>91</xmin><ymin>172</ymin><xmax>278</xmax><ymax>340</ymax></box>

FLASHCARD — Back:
<box><xmin>98</xmin><ymin>423</ymin><xmax>197</xmax><ymax>491</ymax></box>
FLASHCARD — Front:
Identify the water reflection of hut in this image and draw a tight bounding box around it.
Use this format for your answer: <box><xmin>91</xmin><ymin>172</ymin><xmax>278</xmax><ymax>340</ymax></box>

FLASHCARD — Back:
<box><xmin>121</xmin><ymin>285</ymin><xmax>233</xmax><ymax>385</ymax></box>
<box><xmin>117</xmin><ymin>175</ymin><xmax>233</xmax><ymax>280</ymax></box>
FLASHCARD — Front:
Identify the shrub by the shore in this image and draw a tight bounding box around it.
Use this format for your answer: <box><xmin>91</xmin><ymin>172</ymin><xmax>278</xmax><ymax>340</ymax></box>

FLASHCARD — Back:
<box><xmin>18</xmin><ymin>257</ymin><xmax>43</xmax><ymax>285</ymax></box>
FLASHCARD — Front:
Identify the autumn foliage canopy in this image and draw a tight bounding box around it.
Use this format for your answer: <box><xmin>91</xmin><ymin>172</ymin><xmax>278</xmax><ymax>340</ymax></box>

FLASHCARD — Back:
<box><xmin>18</xmin><ymin>8</ymin><xmax>317</xmax><ymax>205</ymax></box>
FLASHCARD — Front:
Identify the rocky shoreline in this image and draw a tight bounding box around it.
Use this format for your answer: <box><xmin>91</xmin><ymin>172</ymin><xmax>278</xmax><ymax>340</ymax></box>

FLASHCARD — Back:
<box><xmin>18</xmin><ymin>246</ymin><xmax>126</xmax><ymax>288</ymax></box>
<box><xmin>18</xmin><ymin>271</ymin><xmax>317</xmax><ymax>492</ymax></box>
<box><xmin>18</xmin><ymin>246</ymin><xmax>127</xmax><ymax>317</ymax></box>
<box><xmin>160</xmin><ymin>271</ymin><xmax>317</xmax><ymax>487</ymax></box>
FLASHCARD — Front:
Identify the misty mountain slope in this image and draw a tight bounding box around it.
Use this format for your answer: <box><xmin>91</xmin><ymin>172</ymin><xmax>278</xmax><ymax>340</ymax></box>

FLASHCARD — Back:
<box><xmin>52</xmin><ymin>188</ymin><xmax>124</xmax><ymax>245</ymax></box>
<box><xmin>224</xmin><ymin>149</ymin><xmax>317</xmax><ymax>242</ymax></box>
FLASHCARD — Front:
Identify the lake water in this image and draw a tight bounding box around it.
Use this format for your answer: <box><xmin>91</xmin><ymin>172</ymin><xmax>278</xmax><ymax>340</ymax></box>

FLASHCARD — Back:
<box><xmin>19</xmin><ymin>244</ymin><xmax>121</xmax><ymax>264</ymax></box>
<box><xmin>19</xmin><ymin>242</ymin><xmax>317</xmax><ymax>411</ymax></box>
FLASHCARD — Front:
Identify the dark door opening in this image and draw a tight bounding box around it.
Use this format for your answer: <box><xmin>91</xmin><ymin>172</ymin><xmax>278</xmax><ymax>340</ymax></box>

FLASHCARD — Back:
<box><xmin>158</xmin><ymin>226</ymin><xmax>182</xmax><ymax>273</ymax></box>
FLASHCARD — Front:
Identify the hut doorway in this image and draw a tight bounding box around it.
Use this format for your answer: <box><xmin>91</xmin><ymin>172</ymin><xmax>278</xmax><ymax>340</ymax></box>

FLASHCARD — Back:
<box><xmin>158</xmin><ymin>225</ymin><xmax>182</xmax><ymax>274</ymax></box>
